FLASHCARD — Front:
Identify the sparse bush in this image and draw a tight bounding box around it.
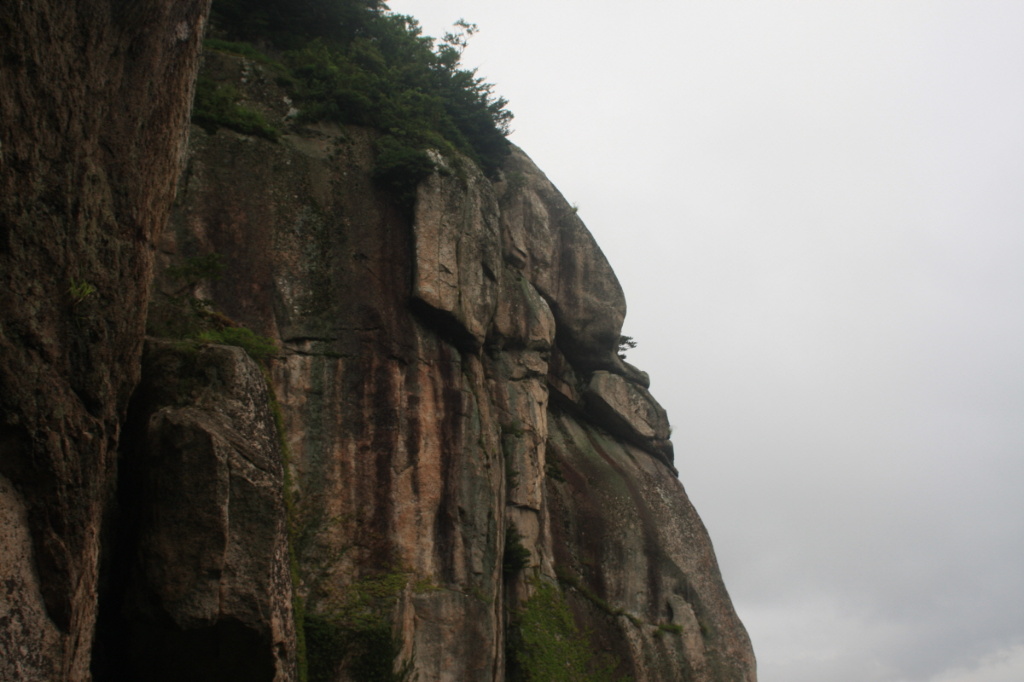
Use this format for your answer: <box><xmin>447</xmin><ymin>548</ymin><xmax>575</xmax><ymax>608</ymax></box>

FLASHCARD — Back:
<box><xmin>149</xmin><ymin>254</ymin><xmax>225</xmax><ymax>339</ymax></box>
<box><xmin>149</xmin><ymin>253</ymin><xmax>278</xmax><ymax>365</ymax></box>
<box><xmin>371</xmin><ymin>135</ymin><xmax>436</xmax><ymax>206</ymax></box>
<box><xmin>555</xmin><ymin>567</ymin><xmax>622</xmax><ymax>619</ymax></box>
<box><xmin>506</xmin><ymin>580</ymin><xmax>625</xmax><ymax>682</ymax></box>
<box><xmin>504</xmin><ymin>457</ymin><xmax>520</xmax><ymax>494</ymax></box>
<box><xmin>204</xmin><ymin>38</ymin><xmax>284</xmax><ymax>67</ymax></box>
<box><xmin>192</xmin><ymin>76</ymin><xmax>280</xmax><ymax>141</ymax></box>
<box><xmin>305</xmin><ymin>572</ymin><xmax>414</xmax><ymax>682</ymax></box>
<box><xmin>198</xmin><ymin>326</ymin><xmax>279</xmax><ymax>361</ymax></box>
<box><xmin>545</xmin><ymin>457</ymin><xmax>566</xmax><ymax>483</ymax></box>
<box><xmin>617</xmin><ymin>335</ymin><xmax>637</xmax><ymax>361</ymax></box>
<box><xmin>68</xmin><ymin>279</ymin><xmax>96</xmax><ymax>304</ymax></box>
<box><xmin>503</xmin><ymin>522</ymin><xmax>531</xmax><ymax>577</ymax></box>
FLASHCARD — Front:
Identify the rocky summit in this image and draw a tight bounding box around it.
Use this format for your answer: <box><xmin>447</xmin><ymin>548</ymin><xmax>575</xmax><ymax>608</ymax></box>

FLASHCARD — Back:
<box><xmin>0</xmin><ymin>3</ymin><xmax>754</xmax><ymax>680</ymax></box>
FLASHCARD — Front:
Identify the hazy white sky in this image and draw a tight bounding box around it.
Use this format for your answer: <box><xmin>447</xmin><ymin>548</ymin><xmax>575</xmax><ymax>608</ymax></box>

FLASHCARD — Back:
<box><xmin>389</xmin><ymin>2</ymin><xmax>1024</xmax><ymax>681</ymax></box>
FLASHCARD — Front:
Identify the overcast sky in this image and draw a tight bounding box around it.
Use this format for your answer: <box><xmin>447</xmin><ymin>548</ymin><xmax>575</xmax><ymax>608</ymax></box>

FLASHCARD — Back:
<box><xmin>388</xmin><ymin>2</ymin><xmax>1024</xmax><ymax>681</ymax></box>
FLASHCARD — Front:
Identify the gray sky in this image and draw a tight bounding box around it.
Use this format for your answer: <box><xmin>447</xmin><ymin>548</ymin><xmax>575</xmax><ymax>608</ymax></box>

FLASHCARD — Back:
<box><xmin>388</xmin><ymin>2</ymin><xmax>1024</xmax><ymax>680</ymax></box>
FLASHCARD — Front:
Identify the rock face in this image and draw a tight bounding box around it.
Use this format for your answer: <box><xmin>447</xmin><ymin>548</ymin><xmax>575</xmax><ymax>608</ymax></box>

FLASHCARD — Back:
<box><xmin>544</xmin><ymin>412</ymin><xmax>754</xmax><ymax>680</ymax></box>
<box><xmin>0</xmin><ymin>32</ymin><xmax>755</xmax><ymax>680</ymax></box>
<box><xmin>138</xmin><ymin>50</ymin><xmax>757</xmax><ymax>681</ymax></box>
<box><xmin>0</xmin><ymin>2</ymin><xmax>209</xmax><ymax>680</ymax></box>
<box><xmin>94</xmin><ymin>341</ymin><xmax>298</xmax><ymax>681</ymax></box>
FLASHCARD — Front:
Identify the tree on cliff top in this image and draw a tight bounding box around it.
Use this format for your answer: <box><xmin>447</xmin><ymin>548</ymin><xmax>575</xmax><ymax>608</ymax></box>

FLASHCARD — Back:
<box><xmin>208</xmin><ymin>0</ymin><xmax>513</xmax><ymax>176</ymax></box>
<box><xmin>211</xmin><ymin>0</ymin><xmax>385</xmax><ymax>45</ymax></box>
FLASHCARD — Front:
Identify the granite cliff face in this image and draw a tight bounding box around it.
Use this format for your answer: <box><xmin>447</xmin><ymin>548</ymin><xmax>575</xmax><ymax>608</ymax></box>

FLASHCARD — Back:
<box><xmin>0</xmin><ymin>2</ymin><xmax>210</xmax><ymax>679</ymax></box>
<box><xmin>0</xmin><ymin>21</ymin><xmax>754</xmax><ymax>681</ymax></box>
<box><xmin>129</xmin><ymin>50</ymin><xmax>756</xmax><ymax>681</ymax></box>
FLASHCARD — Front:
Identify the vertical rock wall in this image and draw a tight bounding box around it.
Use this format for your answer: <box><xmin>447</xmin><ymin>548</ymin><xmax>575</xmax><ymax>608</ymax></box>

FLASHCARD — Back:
<box><xmin>109</xmin><ymin>341</ymin><xmax>298</xmax><ymax>681</ymax></box>
<box><xmin>152</xmin><ymin>50</ymin><xmax>756</xmax><ymax>682</ymax></box>
<box><xmin>0</xmin><ymin>25</ymin><xmax>754</xmax><ymax>678</ymax></box>
<box><xmin>0</xmin><ymin>3</ymin><xmax>209</xmax><ymax>679</ymax></box>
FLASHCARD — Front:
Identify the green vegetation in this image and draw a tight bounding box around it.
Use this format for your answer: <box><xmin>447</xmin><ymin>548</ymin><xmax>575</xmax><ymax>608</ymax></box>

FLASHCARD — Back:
<box><xmin>500</xmin><ymin>419</ymin><xmax>525</xmax><ymax>437</ymax></box>
<box><xmin>616</xmin><ymin>335</ymin><xmax>637</xmax><ymax>361</ymax></box>
<box><xmin>304</xmin><ymin>572</ymin><xmax>414</xmax><ymax>682</ymax></box>
<box><xmin>204</xmin><ymin>37</ymin><xmax>286</xmax><ymax>67</ymax></box>
<box><xmin>149</xmin><ymin>253</ymin><xmax>223</xmax><ymax>339</ymax></box>
<box><xmin>205</xmin><ymin>0</ymin><xmax>513</xmax><ymax>177</ymax></box>
<box><xmin>164</xmin><ymin>252</ymin><xmax>227</xmax><ymax>286</ymax></box>
<box><xmin>503</xmin><ymin>522</ymin><xmax>531</xmax><ymax>577</ymax></box>
<box><xmin>68</xmin><ymin>279</ymin><xmax>96</xmax><ymax>304</ymax></box>
<box><xmin>192</xmin><ymin>76</ymin><xmax>280</xmax><ymax>140</ymax></box>
<box><xmin>501</xmin><ymin>420</ymin><xmax>526</xmax><ymax>493</ymax></box>
<box><xmin>148</xmin><ymin>253</ymin><xmax>279</xmax><ymax>363</ymax></box>
<box><xmin>505</xmin><ymin>456</ymin><xmax>520</xmax><ymax>494</ymax></box>
<box><xmin>198</xmin><ymin>326</ymin><xmax>279</xmax><ymax>361</ymax></box>
<box><xmin>507</xmin><ymin>581</ymin><xmax>625</xmax><ymax>682</ymax></box>
<box><xmin>555</xmin><ymin>567</ymin><xmax>634</xmax><ymax>623</ymax></box>
<box><xmin>371</xmin><ymin>134</ymin><xmax>438</xmax><ymax>205</ymax></box>
<box><xmin>545</xmin><ymin>456</ymin><xmax>566</xmax><ymax>483</ymax></box>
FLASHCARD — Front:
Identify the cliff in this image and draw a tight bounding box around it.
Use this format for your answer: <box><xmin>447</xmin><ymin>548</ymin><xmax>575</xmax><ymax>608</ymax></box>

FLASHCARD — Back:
<box><xmin>0</xmin><ymin>2</ymin><xmax>210</xmax><ymax>679</ymax></box>
<box><xmin>0</xmin><ymin>14</ymin><xmax>755</xmax><ymax>682</ymax></box>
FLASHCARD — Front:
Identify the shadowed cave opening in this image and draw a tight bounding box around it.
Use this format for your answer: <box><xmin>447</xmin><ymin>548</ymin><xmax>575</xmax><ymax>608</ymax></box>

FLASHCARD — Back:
<box><xmin>112</xmin><ymin>617</ymin><xmax>275</xmax><ymax>682</ymax></box>
<box><xmin>90</xmin><ymin>372</ymin><xmax>278</xmax><ymax>682</ymax></box>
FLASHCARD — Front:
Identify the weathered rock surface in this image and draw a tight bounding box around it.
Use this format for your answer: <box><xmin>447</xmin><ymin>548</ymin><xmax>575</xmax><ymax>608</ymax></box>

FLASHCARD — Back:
<box><xmin>584</xmin><ymin>371</ymin><xmax>676</xmax><ymax>469</ymax></box>
<box><xmin>0</xmin><ymin>476</ymin><xmax>62</xmax><ymax>681</ymax></box>
<box><xmin>411</xmin><ymin>153</ymin><xmax>503</xmax><ymax>349</ymax></box>
<box><xmin>0</xmin><ymin>33</ymin><xmax>755</xmax><ymax>680</ymax></box>
<box><xmin>141</xmin><ymin>49</ymin><xmax>756</xmax><ymax>681</ymax></box>
<box><xmin>96</xmin><ymin>340</ymin><xmax>297</xmax><ymax>681</ymax></box>
<box><xmin>497</xmin><ymin>148</ymin><xmax>628</xmax><ymax>372</ymax></box>
<box><xmin>0</xmin><ymin>2</ymin><xmax>209</xmax><ymax>679</ymax></box>
<box><xmin>545</xmin><ymin>411</ymin><xmax>754</xmax><ymax>681</ymax></box>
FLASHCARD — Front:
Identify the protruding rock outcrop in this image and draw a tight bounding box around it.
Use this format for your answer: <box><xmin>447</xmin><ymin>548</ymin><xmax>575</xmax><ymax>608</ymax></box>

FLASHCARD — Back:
<box><xmin>584</xmin><ymin>371</ymin><xmax>675</xmax><ymax>469</ymax></box>
<box><xmin>98</xmin><ymin>341</ymin><xmax>297</xmax><ymax>681</ymax></box>
<box><xmin>498</xmin><ymin>147</ymin><xmax>628</xmax><ymax>372</ymax></box>
<box><xmin>411</xmin><ymin>153</ymin><xmax>503</xmax><ymax>349</ymax></box>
